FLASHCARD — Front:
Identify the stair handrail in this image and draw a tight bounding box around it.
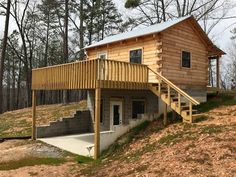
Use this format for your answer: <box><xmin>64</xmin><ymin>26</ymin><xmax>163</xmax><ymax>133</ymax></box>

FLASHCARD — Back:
<box><xmin>148</xmin><ymin>67</ymin><xmax>200</xmax><ymax>105</ymax></box>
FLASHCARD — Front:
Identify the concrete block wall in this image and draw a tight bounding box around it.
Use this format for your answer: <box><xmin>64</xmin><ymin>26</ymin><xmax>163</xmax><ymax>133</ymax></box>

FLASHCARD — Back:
<box><xmin>37</xmin><ymin>110</ymin><xmax>93</xmax><ymax>138</ymax></box>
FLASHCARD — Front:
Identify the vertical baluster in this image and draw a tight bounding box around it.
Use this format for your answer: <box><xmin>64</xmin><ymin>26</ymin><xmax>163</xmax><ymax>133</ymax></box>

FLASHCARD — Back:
<box><xmin>189</xmin><ymin>102</ymin><xmax>192</xmax><ymax>123</ymax></box>
<box><xmin>167</xmin><ymin>85</ymin><xmax>170</xmax><ymax>105</ymax></box>
<box><xmin>178</xmin><ymin>93</ymin><xmax>181</xmax><ymax>113</ymax></box>
<box><xmin>97</xmin><ymin>59</ymin><xmax>100</xmax><ymax>81</ymax></box>
<box><xmin>158</xmin><ymin>80</ymin><xmax>161</xmax><ymax>95</ymax></box>
<box><xmin>107</xmin><ymin>60</ymin><xmax>109</xmax><ymax>81</ymax></box>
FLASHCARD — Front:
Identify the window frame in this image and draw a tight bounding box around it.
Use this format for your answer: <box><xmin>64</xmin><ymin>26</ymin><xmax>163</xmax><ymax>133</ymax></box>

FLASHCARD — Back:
<box><xmin>131</xmin><ymin>98</ymin><xmax>146</xmax><ymax>119</ymax></box>
<box><xmin>181</xmin><ymin>50</ymin><xmax>191</xmax><ymax>69</ymax></box>
<box><xmin>97</xmin><ymin>51</ymin><xmax>108</xmax><ymax>59</ymax></box>
<box><xmin>129</xmin><ymin>47</ymin><xmax>143</xmax><ymax>64</ymax></box>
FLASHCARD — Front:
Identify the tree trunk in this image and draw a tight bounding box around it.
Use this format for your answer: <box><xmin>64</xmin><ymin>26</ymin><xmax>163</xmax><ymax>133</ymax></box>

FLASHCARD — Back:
<box><xmin>16</xmin><ymin>60</ymin><xmax>22</xmax><ymax>108</ymax></box>
<box><xmin>0</xmin><ymin>0</ymin><xmax>11</xmax><ymax>114</ymax></box>
<box><xmin>79</xmin><ymin>0</ymin><xmax>84</xmax><ymax>59</ymax></box>
<box><xmin>12</xmin><ymin>57</ymin><xmax>16</xmax><ymax>109</ymax></box>
<box><xmin>63</xmin><ymin>0</ymin><xmax>69</xmax><ymax>104</ymax></box>
<box><xmin>6</xmin><ymin>57</ymin><xmax>11</xmax><ymax>111</ymax></box>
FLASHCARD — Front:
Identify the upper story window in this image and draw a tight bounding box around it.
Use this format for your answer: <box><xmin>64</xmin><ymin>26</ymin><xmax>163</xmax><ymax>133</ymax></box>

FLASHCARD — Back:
<box><xmin>130</xmin><ymin>49</ymin><xmax>142</xmax><ymax>64</ymax></box>
<box><xmin>97</xmin><ymin>52</ymin><xmax>107</xmax><ymax>59</ymax></box>
<box><xmin>182</xmin><ymin>51</ymin><xmax>191</xmax><ymax>68</ymax></box>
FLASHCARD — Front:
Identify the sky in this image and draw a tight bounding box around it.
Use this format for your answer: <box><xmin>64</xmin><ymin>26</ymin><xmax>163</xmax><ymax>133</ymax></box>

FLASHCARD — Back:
<box><xmin>0</xmin><ymin>0</ymin><xmax>236</xmax><ymax>60</ymax></box>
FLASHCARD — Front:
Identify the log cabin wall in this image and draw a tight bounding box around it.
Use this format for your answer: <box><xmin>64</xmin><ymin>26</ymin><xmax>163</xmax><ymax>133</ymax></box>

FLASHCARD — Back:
<box><xmin>160</xmin><ymin>20</ymin><xmax>208</xmax><ymax>90</ymax></box>
<box><xmin>86</xmin><ymin>34</ymin><xmax>162</xmax><ymax>83</ymax></box>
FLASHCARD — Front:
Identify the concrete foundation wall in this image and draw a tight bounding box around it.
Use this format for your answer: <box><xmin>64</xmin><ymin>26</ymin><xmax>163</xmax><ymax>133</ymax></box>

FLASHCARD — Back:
<box><xmin>37</xmin><ymin>110</ymin><xmax>93</xmax><ymax>138</ymax></box>
<box><xmin>185</xmin><ymin>89</ymin><xmax>207</xmax><ymax>103</ymax></box>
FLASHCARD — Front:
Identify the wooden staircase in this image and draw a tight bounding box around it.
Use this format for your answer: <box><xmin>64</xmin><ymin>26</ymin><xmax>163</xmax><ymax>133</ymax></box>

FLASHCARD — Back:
<box><xmin>148</xmin><ymin>67</ymin><xmax>202</xmax><ymax>123</ymax></box>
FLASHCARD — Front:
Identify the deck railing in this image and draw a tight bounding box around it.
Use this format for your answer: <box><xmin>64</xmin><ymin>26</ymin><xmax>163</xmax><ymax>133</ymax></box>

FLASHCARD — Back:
<box><xmin>31</xmin><ymin>58</ymin><xmax>149</xmax><ymax>90</ymax></box>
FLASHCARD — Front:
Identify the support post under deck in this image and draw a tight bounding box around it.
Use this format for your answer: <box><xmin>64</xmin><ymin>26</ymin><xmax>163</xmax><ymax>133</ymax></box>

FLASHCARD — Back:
<box><xmin>94</xmin><ymin>86</ymin><xmax>101</xmax><ymax>159</ymax></box>
<box><xmin>164</xmin><ymin>103</ymin><xmax>167</xmax><ymax>126</ymax></box>
<box><xmin>32</xmin><ymin>90</ymin><xmax>36</xmax><ymax>140</ymax></box>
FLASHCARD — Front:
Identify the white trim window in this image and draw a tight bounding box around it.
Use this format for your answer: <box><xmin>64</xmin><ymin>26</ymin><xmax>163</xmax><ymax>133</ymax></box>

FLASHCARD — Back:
<box><xmin>129</xmin><ymin>48</ymin><xmax>142</xmax><ymax>64</ymax></box>
<box><xmin>97</xmin><ymin>51</ymin><xmax>107</xmax><ymax>59</ymax></box>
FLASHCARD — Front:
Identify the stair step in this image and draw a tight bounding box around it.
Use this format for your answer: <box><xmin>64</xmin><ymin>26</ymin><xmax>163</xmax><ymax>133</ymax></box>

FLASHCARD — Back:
<box><xmin>155</xmin><ymin>86</ymin><xmax>168</xmax><ymax>91</ymax></box>
<box><xmin>173</xmin><ymin>101</ymin><xmax>187</xmax><ymax>106</ymax></box>
<box><xmin>182</xmin><ymin>109</ymin><xmax>198</xmax><ymax>115</ymax></box>
<box><xmin>181</xmin><ymin>105</ymin><xmax>190</xmax><ymax>110</ymax></box>
<box><xmin>162</xmin><ymin>93</ymin><xmax>176</xmax><ymax>97</ymax></box>
<box><xmin>171</xmin><ymin>97</ymin><xmax>178</xmax><ymax>101</ymax></box>
<box><xmin>183</xmin><ymin>113</ymin><xmax>205</xmax><ymax>123</ymax></box>
<box><xmin>161</xmin><ymin>90</ymin><xmax>176</xmax><ymax>96</ymax></box>
<box><xmin>152</xmin><ymin>83</ymin><xmax>159</xmax><ymax>86</ymax></box>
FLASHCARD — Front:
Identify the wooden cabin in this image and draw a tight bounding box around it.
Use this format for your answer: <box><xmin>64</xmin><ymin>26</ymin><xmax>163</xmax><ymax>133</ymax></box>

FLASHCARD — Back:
<box><xmin>31</xmin><ymin>15</ymin><xmax>225</xmax><ymax>159</ymax></box>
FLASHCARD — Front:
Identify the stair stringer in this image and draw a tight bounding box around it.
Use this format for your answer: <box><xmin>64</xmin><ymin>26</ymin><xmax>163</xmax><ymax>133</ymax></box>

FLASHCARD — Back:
<box><xmin>149</xmin><ymin>84</ymin><xmax>201</xmax><ymax>123</ymax></box>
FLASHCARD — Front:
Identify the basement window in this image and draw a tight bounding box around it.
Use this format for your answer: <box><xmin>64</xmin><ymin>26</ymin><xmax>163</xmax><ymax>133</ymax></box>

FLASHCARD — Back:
<box><xmin>132</xmin><ymin>100</ymin><xmax>145</xmax><ymax>119</ymax></box>
<box><xmin>182</xmin><ymin>51</ymin><xmax>191</xmax><ymax>68</ymax></box>
<box><xmin>130</xmin><ymin>49</ymin><xmax>142</xmax><ymax>64</ymax></box>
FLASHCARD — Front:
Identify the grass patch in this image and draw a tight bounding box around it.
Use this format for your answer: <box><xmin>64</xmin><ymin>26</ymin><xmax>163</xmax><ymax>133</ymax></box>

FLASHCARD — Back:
<box><xmin>0</xmin><ymin>157</ymin><xmax>65</xmax><ymax>171</ymax></box>
<box><xmin>159</xmin><ymin>133</ymin><xmax>182</xmax><ymax>144</ymax></box>
<box><xmin>195</xmin><ymin>93</ymin><xmax>236</xmax><ymax>113</ymax></box>
<box><xmin>201</xmin><ymin>125</ymin><xmax>224</xmax><ymax>134</ymax></box>
<box><xmin>76</xmin><ymin>155</ymin><xmax>94</xmax><ymax>164</ymax></box>
<box><xmin>102</xmin><ymin>120</ymin><xmax>150</xmax><ymax>158</ymax></box>
<box><xmin>194</xmin><ymin>115</ymin><xmax>208</xmax><ymax>123</ymax></box>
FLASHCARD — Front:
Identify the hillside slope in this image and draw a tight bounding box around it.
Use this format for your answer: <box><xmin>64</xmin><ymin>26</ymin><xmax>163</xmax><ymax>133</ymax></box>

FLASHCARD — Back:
<box><xmin>0</xmin><ymin>101</ymin><xmax>87</xmax><ymax>138</ymax></box>
<box><xmin>0</xmin><ymin>94</ymin><xmax>235</xmax><ymax>177</ymax></box>
<box><xmin>79</xmin><ymin>103</ymin><xmax>236</xmax><ymax>177</ymax></box>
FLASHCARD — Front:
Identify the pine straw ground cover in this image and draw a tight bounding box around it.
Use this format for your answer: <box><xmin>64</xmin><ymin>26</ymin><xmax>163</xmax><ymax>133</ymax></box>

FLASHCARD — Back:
<box><xmin>77</xmin><ymin>105</ymin><xmax>236</xmax><ymax>177</ymax></box>
<box><xmin>0</xmin><ymin>100</ymin><xmax>87</xmax><ymax>138</ymax></box>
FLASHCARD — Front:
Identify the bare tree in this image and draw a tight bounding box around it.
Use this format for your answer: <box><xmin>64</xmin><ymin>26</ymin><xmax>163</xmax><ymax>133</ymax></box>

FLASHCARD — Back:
<box><xmin>125</xmin><ymin>0</ymin><xmax>236</xmax><ymax>33</ymax></box>
<box><xmin>0</xmin><ymin>0</ymin><xmax>11</xmax><ymax>113</ymax></box>
<box><xmin>63</xmin><ymin>0</ymin><xmax>69</xmax><ymax>104</ymax></box>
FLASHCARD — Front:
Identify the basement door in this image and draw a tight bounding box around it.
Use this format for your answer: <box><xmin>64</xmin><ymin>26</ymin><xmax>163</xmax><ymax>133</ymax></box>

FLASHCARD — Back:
<box><xmin>110</xmin><ymin>100</ymin><xmax>123</xmax><ymax>130</ymax></box>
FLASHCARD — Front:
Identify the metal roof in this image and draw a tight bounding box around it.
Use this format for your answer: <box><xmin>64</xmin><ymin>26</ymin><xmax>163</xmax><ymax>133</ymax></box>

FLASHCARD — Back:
<box><xmin>85</xmin><ymin>15</ymin><xmax>191</xmax><ymax>49</ymax></box>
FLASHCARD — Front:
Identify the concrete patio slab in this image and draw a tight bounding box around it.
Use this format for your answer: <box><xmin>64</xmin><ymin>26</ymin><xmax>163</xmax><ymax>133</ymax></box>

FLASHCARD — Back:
<box><xmin>39</xmin><ymin>131</ymin><xmax>114</xmax><ymax>157</ymax></box>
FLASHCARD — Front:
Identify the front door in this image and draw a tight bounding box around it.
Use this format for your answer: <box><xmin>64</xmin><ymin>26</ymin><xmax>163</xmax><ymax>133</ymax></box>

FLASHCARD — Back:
<box><xmin>110</xmin><ymin>101</ymin><xmax>122</xmax><ymax>129</ymax></box>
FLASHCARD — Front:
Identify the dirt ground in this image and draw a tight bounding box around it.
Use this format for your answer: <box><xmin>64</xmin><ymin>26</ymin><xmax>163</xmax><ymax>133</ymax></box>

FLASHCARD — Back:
<box><xmin>0</xmin><ymin>162</ymin><xmax>79</xmax><ymax>177</ymax></box>
<box><xmin>0</xmin><ymin>140</ymin><xmax>81</xmax><ymax>177</ymax></box>
<box><xmin>0</xmin><ymin>104</ymin><xmax>235</xmax><ymax>177</ymax></box>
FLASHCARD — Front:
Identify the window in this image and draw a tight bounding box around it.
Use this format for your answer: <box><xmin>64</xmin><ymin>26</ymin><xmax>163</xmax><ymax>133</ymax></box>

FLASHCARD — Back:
<box><xmin>182</xmin><ymin>51</ymin><xmax>191</xmax><ymax>68</ymax></box>
<box><xmin>97</xmin><ymin>52</ymin><xmax>107</xmax><ymax>59</ymax></box>
<box><xmin>130</xmin><ymin>49</ymin><xmax>142</xmax><ymax>64</ymax></box>
<box><xmin>132</xmin><ymin>100</ymin><xmax>145</xmax><ymax>119</ymax></box>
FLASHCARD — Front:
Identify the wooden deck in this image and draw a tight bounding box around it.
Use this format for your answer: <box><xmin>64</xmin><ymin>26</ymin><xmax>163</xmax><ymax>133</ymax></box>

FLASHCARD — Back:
<box><xmin>31</xmin><ymin>58</ymin><xmax>201</xmax><ymax>159</ymax></box>
<box><xmin>32</xmin><ymin>59</ymin><xmax>149</xmax><ymax>90</ymax></box>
